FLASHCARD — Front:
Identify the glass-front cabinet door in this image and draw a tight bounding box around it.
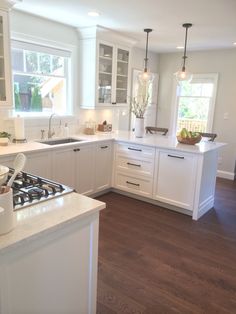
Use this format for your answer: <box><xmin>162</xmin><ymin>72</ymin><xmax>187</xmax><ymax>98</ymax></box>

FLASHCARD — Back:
<box><xmin>116</xmin><ymin>48</ymin><xmax>129</xmax><ymax>104</ymax></box>
<box><xmin>98</xmin><ymin>43</ymin><xmax>113</xmax><ymax>104</ymax></box>
<box><xmin>0</xmin><ymin>14</ymin><xmax>6</xmax><ymax>102</ymax></box>
<box><xmin>0</xmin><ymin>9</ymin><xmax>12</xmax><ymax>108</ymax></box>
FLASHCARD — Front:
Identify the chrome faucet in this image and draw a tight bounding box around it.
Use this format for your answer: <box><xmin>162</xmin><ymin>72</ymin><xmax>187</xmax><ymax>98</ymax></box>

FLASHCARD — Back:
<box><xmin>48</xmin><ymin>113</ymin><xmax>56</xmax><ymax>139</ymax></box>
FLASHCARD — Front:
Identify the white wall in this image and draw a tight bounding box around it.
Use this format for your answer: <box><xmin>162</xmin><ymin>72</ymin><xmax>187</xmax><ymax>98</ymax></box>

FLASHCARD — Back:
<box><xmin>3</xmin><ymin>10</ymin><xmax>160</xmax><ymax>138</ymax></box>
<box><xmin>157</xmin><ymin>49</ymin><xmax>236</xmax><ymax>176</ymax></box>
<box><xmin>1</xmin><ymin>10</ymin><xmax>80</xmax><ymax>139</ymax></box>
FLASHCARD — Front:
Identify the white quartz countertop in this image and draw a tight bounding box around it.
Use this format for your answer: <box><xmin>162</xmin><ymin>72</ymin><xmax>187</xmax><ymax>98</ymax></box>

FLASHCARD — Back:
<box><xmin>0</xmin><ymin>193</ymin><xmax>105</xmax><ymax>253</ymax></box>
<box><xmin>0</xmin><ymin>131</ymin><xmax>226</xmax><ymax>157</ymax></box>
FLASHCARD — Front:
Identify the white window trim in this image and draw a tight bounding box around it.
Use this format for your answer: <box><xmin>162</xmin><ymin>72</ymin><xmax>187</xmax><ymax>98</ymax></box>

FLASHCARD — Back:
<box><xmin>11</xmin><ymin>31</ymin><xmax>77</xmax><ymax>118</ymax></box>
<box><xmin>169</xmin><ymin>73</ymin><xmax>219</xmax><ymax>136</ymax></box>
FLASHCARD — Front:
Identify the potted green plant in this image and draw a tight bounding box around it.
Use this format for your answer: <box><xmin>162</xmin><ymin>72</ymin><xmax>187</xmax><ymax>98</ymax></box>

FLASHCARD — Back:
<box><xmin>0</xmin><ymin>131</ymin><xmax>11</xmax><ymax>146</ymax></box>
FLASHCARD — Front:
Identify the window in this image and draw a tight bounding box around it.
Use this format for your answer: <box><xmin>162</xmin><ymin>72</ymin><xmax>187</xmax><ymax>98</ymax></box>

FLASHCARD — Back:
<box><xmin>11</xmin><ymin>40</ymin><xmax>71</xmax><ymax>115</ymax></box>
<box><xmin>172</xmin><ymin>74</ymin><xmax>218</xmax><ymax>134</ymax></box>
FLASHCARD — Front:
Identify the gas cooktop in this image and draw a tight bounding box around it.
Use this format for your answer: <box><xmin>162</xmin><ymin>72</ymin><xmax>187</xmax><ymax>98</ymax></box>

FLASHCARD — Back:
<box><xmin>7</xmin><ymin>169</ymin><xmax>74</xmax><ymax>211</ymax></box>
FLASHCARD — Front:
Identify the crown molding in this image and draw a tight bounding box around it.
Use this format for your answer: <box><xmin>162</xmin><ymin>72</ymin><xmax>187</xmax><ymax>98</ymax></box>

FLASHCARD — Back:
<box><xmin>0</xmin><ymin>0</ymin><xmax>22</xmax><ymax>11</ymax></box>
<box><xmin>77</xmin><ymin>25</ymin><xmax>137</xmax><ymax>47</ymax></box>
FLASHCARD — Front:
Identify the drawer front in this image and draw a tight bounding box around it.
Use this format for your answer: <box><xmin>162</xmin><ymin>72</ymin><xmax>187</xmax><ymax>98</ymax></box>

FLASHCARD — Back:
<box><xmin>116</xmin><ymin>155</ymin><xmax>154</xmax><ymax>178</ymax></box>
<box><xmin>115</xmin><ymin>172</ymin><xmax>153</xmax><ymax>197</ymax></box>
<box><xmin>116</xmin><ymin>142</ymin><xmax>155</xmax><ymax>160</ymax></box>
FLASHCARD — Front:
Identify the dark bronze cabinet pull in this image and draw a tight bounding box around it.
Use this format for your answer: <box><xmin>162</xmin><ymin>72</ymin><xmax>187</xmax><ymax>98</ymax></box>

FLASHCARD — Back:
<box><xmin>167</xmin><ymin>154</ymin><xmax>184</xmax><ymax>159</ymax></box>
<box><xmin>128</xmin><ymin>147</ymin><xmax>142</xmax><ymax>152</ymax></box>
<box><xmin>73</xmin><ymin>148</ymin><xmax>80</xmax><ymax>152</ymax></box>
<box><xmin>101</xmin><ymin>146</ymin><xmax>108</xmax><ymax>149</ymax></box>
<box><xmin>126</xmin><ymin>181</ymin><xmax>140</xmax><ymax>187</ymax></box>
<box><xmin>112</xmin><ymin>102</ymin><xmax>116</xmax><ymax>105</ymax></box>
<box><xmin>127</xmin><ymin>162</ymin><xmax>141</xmax><ymax>167</ymax></box>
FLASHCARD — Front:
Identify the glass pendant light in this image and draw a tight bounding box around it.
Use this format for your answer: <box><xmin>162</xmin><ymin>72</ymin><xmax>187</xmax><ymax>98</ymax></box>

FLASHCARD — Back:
<box><xmin>175</xmin><ymin>23</ymin><xmax>193</xmax><ymax>84</ymax></box>
<box><xmin>138</xmin><ymin>28</ymin><xmax>154</xmax><ymax>84</ymax></box>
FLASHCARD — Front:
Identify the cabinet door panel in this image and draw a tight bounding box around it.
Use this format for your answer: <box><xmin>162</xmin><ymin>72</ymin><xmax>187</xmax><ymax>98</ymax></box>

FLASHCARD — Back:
<box><xmin>52</xmin><ymin>148</ymin><xmax>75</xmax><ymax>188</ymax></box>
<box><xmin>154</xmin><ymin>151</ymin><xmax>197</xmax><ymax>210</ymax></box>
<box><xmin>25</xmin><ymin>152</ymin><xmax>52</xmax><ymax>179</ymax></box>
<box><xmin>75</xmin><ymin>145</ymin><xmax>95</xmax><ymax>195</ymax></box>
<box><xmin>95</xmin><ymin>142</ymin><xmax>112</xmax><ymax>192</ymax></box>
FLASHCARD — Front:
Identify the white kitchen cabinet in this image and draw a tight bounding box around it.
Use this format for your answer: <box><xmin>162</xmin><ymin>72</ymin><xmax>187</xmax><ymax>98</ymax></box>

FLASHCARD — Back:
<box><xmin>95</xmin><ymin>141</ymin><xmax>112</xmax><ymax>192</ymax></box>
<box><xmin>24</xmin><ymin>151</ymin><xmax>52</xmax><ymax>179</ymax></box>
<box><xmin>154</xmin><ymin>150</ymin><xmax>198</xmax><ymax>210</ymax></box>
<box><xmin>51</xmin><ymin>147</ymin><xmax>75</xmax><ymax>188</ymax></box>
<box><xmin>78</xmin><ymin>26</ymin><xmax>134</xmax><ymax>109</ymax></box>
<box><xmin>0</xmin><ymin>5</ymin><xmax>13</xmax><ymax>108</ymax></box>
<box><xmin>75</xmin><ymin>144</ymin><xmax>95</xmax><ymax>195</ymax></box>
<box><xmin>113</xmin><ymin>141</ymin><xmax>155</xmax><ymax>197</ymax></box>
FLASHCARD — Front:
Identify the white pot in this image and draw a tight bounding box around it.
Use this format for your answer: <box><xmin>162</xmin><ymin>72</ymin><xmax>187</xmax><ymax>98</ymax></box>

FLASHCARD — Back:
<box><xmin>0</xmin><ymin>188</ymin><xmax>15</xmax><ymax>235</ymax></box>
<box><xmin>135</xmin><ymin>117</ymin><xmax>145</xmax><ymax>138</ymax></box>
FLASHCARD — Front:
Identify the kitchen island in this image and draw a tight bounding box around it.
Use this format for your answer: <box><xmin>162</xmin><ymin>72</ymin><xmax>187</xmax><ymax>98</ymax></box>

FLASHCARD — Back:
<box><xmin>0</xmin><ymin>131</ymin><xmax>226</xmax><ymax>220</ymax></box>
<box><xmin>0</xmin><ymin>192</ymin><xmax>105</xmax><ymax>314</ymax></box>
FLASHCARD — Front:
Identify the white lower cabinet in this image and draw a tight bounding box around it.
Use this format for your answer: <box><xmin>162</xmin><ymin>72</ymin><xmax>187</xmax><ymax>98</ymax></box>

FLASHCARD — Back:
<box><xmin>75</xmin><ymin>145</ymin><xmax>95</xmax><ymax>195</ymax></box>
<box><xmin>24</xmin><ymin>151</ymin><xmax>52</xmax><ymax>179</ymax></box>
<box><xmin>95</xmin><ymin>142</ymin><xmax>112</xmax><ymax>192</ymax></box>
<box><xmin>116</xmin><ymin>172</ymin><xmax>153</xmax><ymax>197</ymax></box>
<box><xmin>154</xmin><ymin>150</ymin><xmax>197</xmax><ymax>210</ymax></box>
<box><xmin>52</xmin><ymin>147</ymin><xmax>75</xmax><ymax>188</ymax></box>
<box><xmin>114</xmin><ymin>142</ymin><xmax>155</xmax><ymax>198</ymax></box>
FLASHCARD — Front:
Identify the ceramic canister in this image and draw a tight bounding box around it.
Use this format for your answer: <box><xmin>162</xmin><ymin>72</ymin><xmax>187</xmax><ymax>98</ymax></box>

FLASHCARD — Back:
<box><xmin>0</xmin><ymin>188</ymin><xmax>15</xmax><ymax>235</ymax></box>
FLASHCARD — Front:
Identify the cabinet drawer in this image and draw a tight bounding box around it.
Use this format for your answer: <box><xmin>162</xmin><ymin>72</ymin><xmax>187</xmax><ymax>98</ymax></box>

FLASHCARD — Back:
<box><xmin>116</xmin><ymin>155</ymin><xmax>154</xmax><ymax>177</ymax></box>
<box><xmin>115</xmin><ymin>172</ymin><xmax>152</xmax><ymax>197</ymax></box>
<box><xmin>116</xmin><ymin>142</ymin><xmax>155</xmax><ymax>160</ymax></box>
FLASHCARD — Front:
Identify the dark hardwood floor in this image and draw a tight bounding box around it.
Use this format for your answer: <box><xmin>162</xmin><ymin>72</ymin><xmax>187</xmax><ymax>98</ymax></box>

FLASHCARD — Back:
<box><xmin>96</xmin><ymin>178</ymin><xmax>236</xmax><ymax>314</ymax></box>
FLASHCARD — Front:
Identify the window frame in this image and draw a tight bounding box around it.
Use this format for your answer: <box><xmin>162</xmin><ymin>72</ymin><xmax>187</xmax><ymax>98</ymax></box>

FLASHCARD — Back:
<box><xmin>169</xmin><ymin>73</ymin><xmax>219</xmax><ymax>135</ymax></box>
<box><xmin>11</xmin><ymin>32</ymin><xmax>76</xmax><ymax>118</ymax></box>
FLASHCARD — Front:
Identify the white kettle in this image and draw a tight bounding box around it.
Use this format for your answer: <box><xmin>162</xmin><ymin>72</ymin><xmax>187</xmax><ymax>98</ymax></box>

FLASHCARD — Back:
<box><xmin>0</xmin><ymin>188</ymin><xmax>15</xmax><ymax>235</ymax></box>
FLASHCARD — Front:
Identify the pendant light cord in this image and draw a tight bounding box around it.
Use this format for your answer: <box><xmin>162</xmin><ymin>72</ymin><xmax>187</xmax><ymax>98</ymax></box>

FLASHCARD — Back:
<box><xmin>181</xmin><ymin>23</ymin><xmax>192</xmax><ymax>72</ymax></box>
<box><xmin>143</xmin><ymin>28</ymin><xmax>152</xmax><ymax>73</ymax></box>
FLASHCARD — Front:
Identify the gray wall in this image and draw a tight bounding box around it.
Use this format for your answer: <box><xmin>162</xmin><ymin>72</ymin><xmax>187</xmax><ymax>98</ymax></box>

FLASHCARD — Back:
<box><xmin>157</xmin><ymin>49</ymin><xmax>236</xmax><ymax>176</ymax></box>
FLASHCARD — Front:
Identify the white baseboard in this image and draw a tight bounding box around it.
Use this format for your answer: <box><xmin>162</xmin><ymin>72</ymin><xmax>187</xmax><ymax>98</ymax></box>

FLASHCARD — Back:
<box><xmin>217</xmin><ymin>170</ymin><xmax>235</xmax><ymax>180</ymax></box>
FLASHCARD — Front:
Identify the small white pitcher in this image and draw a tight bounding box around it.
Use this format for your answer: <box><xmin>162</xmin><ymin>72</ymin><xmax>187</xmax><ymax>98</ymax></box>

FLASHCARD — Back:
<box><xmin>0</xmin><ymin>188</ymin><xmax>15</xmax><ymax>235</ymax></box>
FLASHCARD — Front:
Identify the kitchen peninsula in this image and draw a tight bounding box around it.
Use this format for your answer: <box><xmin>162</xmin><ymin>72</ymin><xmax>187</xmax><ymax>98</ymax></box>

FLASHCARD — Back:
<box><xmin>0</xmin><ymin>191</ymin><xmax>105</xmax><ymax>314</ymax></box>
<box><xmin>0</xmin><ymin>131</ymin><xmax>225</xmax><ymax>220</ymax></box>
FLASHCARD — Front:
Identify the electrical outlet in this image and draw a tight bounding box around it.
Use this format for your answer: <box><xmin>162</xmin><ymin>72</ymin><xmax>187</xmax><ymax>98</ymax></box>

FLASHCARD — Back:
<box><xmin>223</xmin><ymin>112</ymin><xmax>229</xmax><ymax>120</ymax></box>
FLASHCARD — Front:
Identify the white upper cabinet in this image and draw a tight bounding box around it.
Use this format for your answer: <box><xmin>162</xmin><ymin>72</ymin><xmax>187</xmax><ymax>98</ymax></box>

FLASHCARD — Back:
<box><xmin>0</xmin><ymin>3</ymin><xmax>13</xmax><ymax>108</ymax></box>
<box><xmin>78</xmin><ymin>26</ymin><xmax>135</xmax><ymax>109</ymax></box>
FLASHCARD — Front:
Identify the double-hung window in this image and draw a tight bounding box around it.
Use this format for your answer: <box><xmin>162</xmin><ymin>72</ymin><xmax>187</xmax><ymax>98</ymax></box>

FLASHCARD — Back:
<box><xmin>11</xmin><ymin>40</ymin><xmax>71</xmax><ymax>115</ymax></box>
<box><xmin>172</xmin><ymin>74</ymin><xmax>218</xmax><ymax>134</ymax></box>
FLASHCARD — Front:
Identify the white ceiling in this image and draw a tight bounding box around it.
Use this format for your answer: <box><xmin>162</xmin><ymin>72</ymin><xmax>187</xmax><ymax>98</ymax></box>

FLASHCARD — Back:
<box><xmin>14</xmin><ymin>0</ymin><xmax>236</xmax><ymax>53</ymax></box>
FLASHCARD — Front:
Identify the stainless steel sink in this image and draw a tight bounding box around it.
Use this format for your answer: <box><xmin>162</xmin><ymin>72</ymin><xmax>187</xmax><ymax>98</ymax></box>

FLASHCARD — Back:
<box><xmin>37</xmin><ymin>138</ymin><xmax>84</xmax><ymax>145</ymax></box>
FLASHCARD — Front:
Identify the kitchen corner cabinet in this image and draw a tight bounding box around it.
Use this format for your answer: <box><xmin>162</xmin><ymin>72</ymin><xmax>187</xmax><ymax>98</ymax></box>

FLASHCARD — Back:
<box><xmin>153</xmin><ymin>150</ymin><xmax>198</xmax><ymax>210</ymax></box>
<box><xmin>78</xmin><ymin>26</ymin><xmax>134</xmax><ymax>109</ymax></box>
<box><xmin>0</xmin><ymin>8</ymin><xmax>12</xmax><ymax>108</ymax></box>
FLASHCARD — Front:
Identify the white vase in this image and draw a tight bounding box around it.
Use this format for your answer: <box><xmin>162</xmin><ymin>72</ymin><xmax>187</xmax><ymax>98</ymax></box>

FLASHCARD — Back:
<box><xmin>135</xmin><ymin>117</ymin><xmax>145</xmax><ymax>138</ymax></box>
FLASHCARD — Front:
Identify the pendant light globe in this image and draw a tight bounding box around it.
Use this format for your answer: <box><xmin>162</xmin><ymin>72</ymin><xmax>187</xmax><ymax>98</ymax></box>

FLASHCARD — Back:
<box><xmin>175</xmin><ymin>23</ymin><xmax>193</xmax><ymax>84</ymax></box>
<box><xmin>138</xmin><ymin>28</ymin><xmax>154</xmax><ymax>85</ymax></box>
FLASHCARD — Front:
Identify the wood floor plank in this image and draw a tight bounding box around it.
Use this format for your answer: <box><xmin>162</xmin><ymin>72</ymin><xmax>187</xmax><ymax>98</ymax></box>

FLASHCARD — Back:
<box><xmin>96</xmin><ymin>178</ymin><xmax>236</xmax><ymax>314</ymax></box>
